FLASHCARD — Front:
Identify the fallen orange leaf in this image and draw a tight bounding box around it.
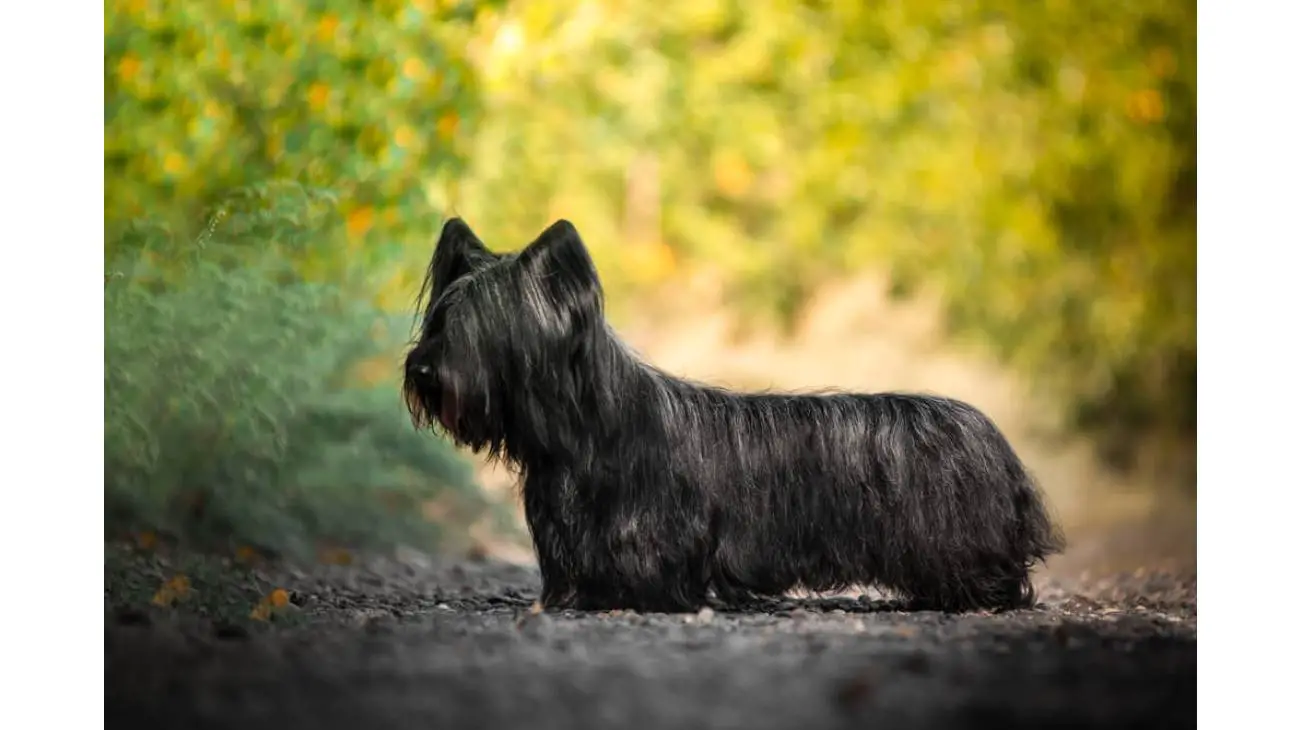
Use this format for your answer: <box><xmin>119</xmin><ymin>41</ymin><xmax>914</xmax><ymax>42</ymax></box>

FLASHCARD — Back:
<box><xmin>250</xmin><ymin>588</ymin><xmax>295</xmax><ymax>621</ymax></box>
<box><xmin>151</xmin><ymin>574</ymin><xmax>192</xmax><ymax>607</ymax></box>
<box><xmin>269</xmin><ymin>589</ymin><xmax>291</xmax><ymax>608</ymax></box>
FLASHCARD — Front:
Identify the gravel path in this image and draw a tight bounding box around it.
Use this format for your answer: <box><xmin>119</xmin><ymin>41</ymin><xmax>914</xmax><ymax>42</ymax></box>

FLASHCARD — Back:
<box><xmin>105</xmin><ymin>552</ymin><xmax>1195</xmax><ymax>730</ymax></box>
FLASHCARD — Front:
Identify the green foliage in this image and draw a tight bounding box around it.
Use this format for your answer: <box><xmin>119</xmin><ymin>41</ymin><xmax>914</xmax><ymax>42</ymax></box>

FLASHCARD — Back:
<box><xmin>104</xmin><ymin>201</ymin><xmax>490</xmax><ymax>559</ymax></box>
<box><xmin>103</xmin><ymin>0</ymin><xmax>1195</xmax><ymax>485</ymax></box>
<box><xmin>457</xmin><ymin>0</ymin><xmax>1195</xmax><ymax>471</ymax></box>
<box><xmin>105</xmin><ymin>0</ymin><xmax>500</xmax><ymax>293</ymax></box>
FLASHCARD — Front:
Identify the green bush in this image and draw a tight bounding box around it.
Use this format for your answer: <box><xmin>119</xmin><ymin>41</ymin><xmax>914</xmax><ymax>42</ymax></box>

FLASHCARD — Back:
<box><xmin>104</xmin><ymin>203</ymin><xmax>493</xmax><ymax>558</ymax></box>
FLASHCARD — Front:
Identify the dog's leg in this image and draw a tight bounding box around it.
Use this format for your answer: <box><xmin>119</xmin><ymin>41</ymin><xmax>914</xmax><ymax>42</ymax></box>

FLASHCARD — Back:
<box><xmin>522</xmin><ymin>471</ymin><xmax>580</xmax><ymax>609</ymax></box>
<box><xmin>604</xmin><ymin>508</ymin><xmax>712</xmax><ymax>613</ymax></box>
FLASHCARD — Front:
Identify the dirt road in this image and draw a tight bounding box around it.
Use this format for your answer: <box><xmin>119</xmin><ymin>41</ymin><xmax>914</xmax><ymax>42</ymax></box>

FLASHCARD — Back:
<box><xmin>105</xmin><ymin>551</ymin><xmax>1195</xmax><ymax>730</ymax></box>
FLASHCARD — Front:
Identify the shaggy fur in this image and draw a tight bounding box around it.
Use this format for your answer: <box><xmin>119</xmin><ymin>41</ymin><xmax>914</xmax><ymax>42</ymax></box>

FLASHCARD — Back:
<box><xmin>404</xmin><ymin>218</ymin><xmax>1064</xmax><ymax>613</ymax></box>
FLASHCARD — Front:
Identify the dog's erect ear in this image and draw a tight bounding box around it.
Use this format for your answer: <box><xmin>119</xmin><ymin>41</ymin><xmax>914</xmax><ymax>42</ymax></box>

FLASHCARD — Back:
<box><xmin>518</xmin><ymin>220</ymin><xmax>600</xmax><ymax>288</ymax></box>
<box><xmin>433</xmin><ymin>218</ymin><xmax>496</xmax><ymax>290</ymax></box>
<box><xmin>517</xmin><ymin>219</ymin><xmax>604</xmax><ymax>326</ymax></box>
<box><xmin>419</xmin><ymin>218</ymin><xmax>498</xmax><ymax>313</ymax></box>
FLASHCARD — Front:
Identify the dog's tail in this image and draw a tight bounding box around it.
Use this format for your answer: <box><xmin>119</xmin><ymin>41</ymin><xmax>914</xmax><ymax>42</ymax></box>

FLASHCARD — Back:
<box><xmin>1005</xmin><ymin>466</ymin><xmax>1067</xmax><ymax>607</ymax></box>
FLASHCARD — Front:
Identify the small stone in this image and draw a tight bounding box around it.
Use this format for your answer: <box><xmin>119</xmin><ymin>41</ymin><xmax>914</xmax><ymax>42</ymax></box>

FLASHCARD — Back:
<box><xmin>351</xmin><ymin>608</ymin><xmax>389</xmax><ymax>625</ymax></box>
<box><xmin>696</xmin><ymin>607</ymin><xmax>715</xmax><ymax>624</ymax></box>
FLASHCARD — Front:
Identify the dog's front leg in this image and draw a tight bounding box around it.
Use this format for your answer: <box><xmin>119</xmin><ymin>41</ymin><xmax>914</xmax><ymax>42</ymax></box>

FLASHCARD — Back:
<box><xmin>522</xmin><ymin>470</ymin><xmax>581</xmax><ymax>609</ymax></box>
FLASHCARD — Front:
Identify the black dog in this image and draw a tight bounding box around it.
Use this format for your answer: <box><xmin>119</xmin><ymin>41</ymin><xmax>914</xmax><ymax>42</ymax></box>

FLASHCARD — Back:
<box><xmin>404</xmin><ymin>218</ymin><xmax>1064</xmax><ymax>613</ymax></box>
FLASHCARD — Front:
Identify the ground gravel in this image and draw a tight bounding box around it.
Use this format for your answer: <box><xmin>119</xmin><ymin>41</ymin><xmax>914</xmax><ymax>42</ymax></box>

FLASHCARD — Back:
<box><xmin>106</xmin><ymin>552</ymin><xmax>1195</xmax><ymax>730</ymax></box>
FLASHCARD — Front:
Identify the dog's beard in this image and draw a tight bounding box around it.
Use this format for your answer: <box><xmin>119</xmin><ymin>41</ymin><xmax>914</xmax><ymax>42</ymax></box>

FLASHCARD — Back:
<box><xmin>404</xmin><ymin>371</ymin><xmax>498</xmax><ymax>454</ymax></box>
<box><xmin>438</xmin><ymin>387</ymin><xmax>462</xmax><ymax>434</ymax></box>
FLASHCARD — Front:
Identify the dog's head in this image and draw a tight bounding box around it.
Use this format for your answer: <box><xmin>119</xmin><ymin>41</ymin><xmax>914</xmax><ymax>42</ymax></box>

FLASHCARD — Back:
<box><xmin>402</xmin><ymin>217</ymin><xmax>604</xmax><ymax>455</ymax></box>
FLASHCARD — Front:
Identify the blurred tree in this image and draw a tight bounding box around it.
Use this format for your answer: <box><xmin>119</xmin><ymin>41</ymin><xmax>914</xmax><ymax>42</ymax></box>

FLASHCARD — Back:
<box><xmin>104</xmin><ymin>0</ymin><xmax>1195</xmax><ymax>484</ymax></box>
<box><xmin>457</xmin><ymin>0</ymin><xmax>1195</xmax><ymax>480</ymax></box>
<box><xmin>105</xmin><ymin>0</ymin><xmax>501</xmax><ymax>297</ymax></box>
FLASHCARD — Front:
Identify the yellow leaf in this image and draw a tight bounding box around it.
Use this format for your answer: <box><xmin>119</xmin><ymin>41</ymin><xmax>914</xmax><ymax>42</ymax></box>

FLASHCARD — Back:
<box><xmin>436</xmin><ymin>112</ymin><xmax>460</xmax><ymax>141</ymax></box>
<box><xmin>116</xmin><ymin>54</ymin><xmax>142</xmax><ymax>83</ymax></box>
<box><xmin>394</xmin><ymin>125</ymin><xmax>416</xmax><ymax>149</ymax></box>
<box><xmin>308</xmin><ymin>82</ymin><xmax>331</xmax><ymax>112</ymax></box>
<box><xmin>345</xmin><ymin>207</ymin><xmax>374</xmax><ymax>238</ymax></box>
<box><xmin>162</xmin><ymin>152</ymin><xmax>187</xmax><ymax>176</ymax></box>
<box><xmin>315</xmin><ymin>14</ymin><xmax>341</xmax><ymax>44</ymax></box>
<box><xmin>402</xmin><ymin>57</ymin><xmax>427</xmax><ymax>81</ymax></box>
<box><xmin>1126</xmin><ymin>89</ymin><xmax>1164</xmax><ymax>124</ymax></box>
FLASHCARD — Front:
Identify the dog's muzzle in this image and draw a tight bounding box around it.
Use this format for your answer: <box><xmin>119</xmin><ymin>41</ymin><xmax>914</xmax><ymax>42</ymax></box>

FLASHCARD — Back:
<box><xmin>438</xmin><ymin>388</ymin><xmax>462</xmax><ymax>434</ymax></box>
<box><xmin>409</xmin><ymin>363</ymin><xmax>464</xmax><ymax>435</ymax></box>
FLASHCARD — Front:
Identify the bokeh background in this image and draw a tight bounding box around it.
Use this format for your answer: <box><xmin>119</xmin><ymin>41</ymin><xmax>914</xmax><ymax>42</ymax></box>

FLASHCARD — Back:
<box><xmin>105</xmin><ymin>0</ymin><xmax>1195</xmax><ymax>575</ymax></box>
